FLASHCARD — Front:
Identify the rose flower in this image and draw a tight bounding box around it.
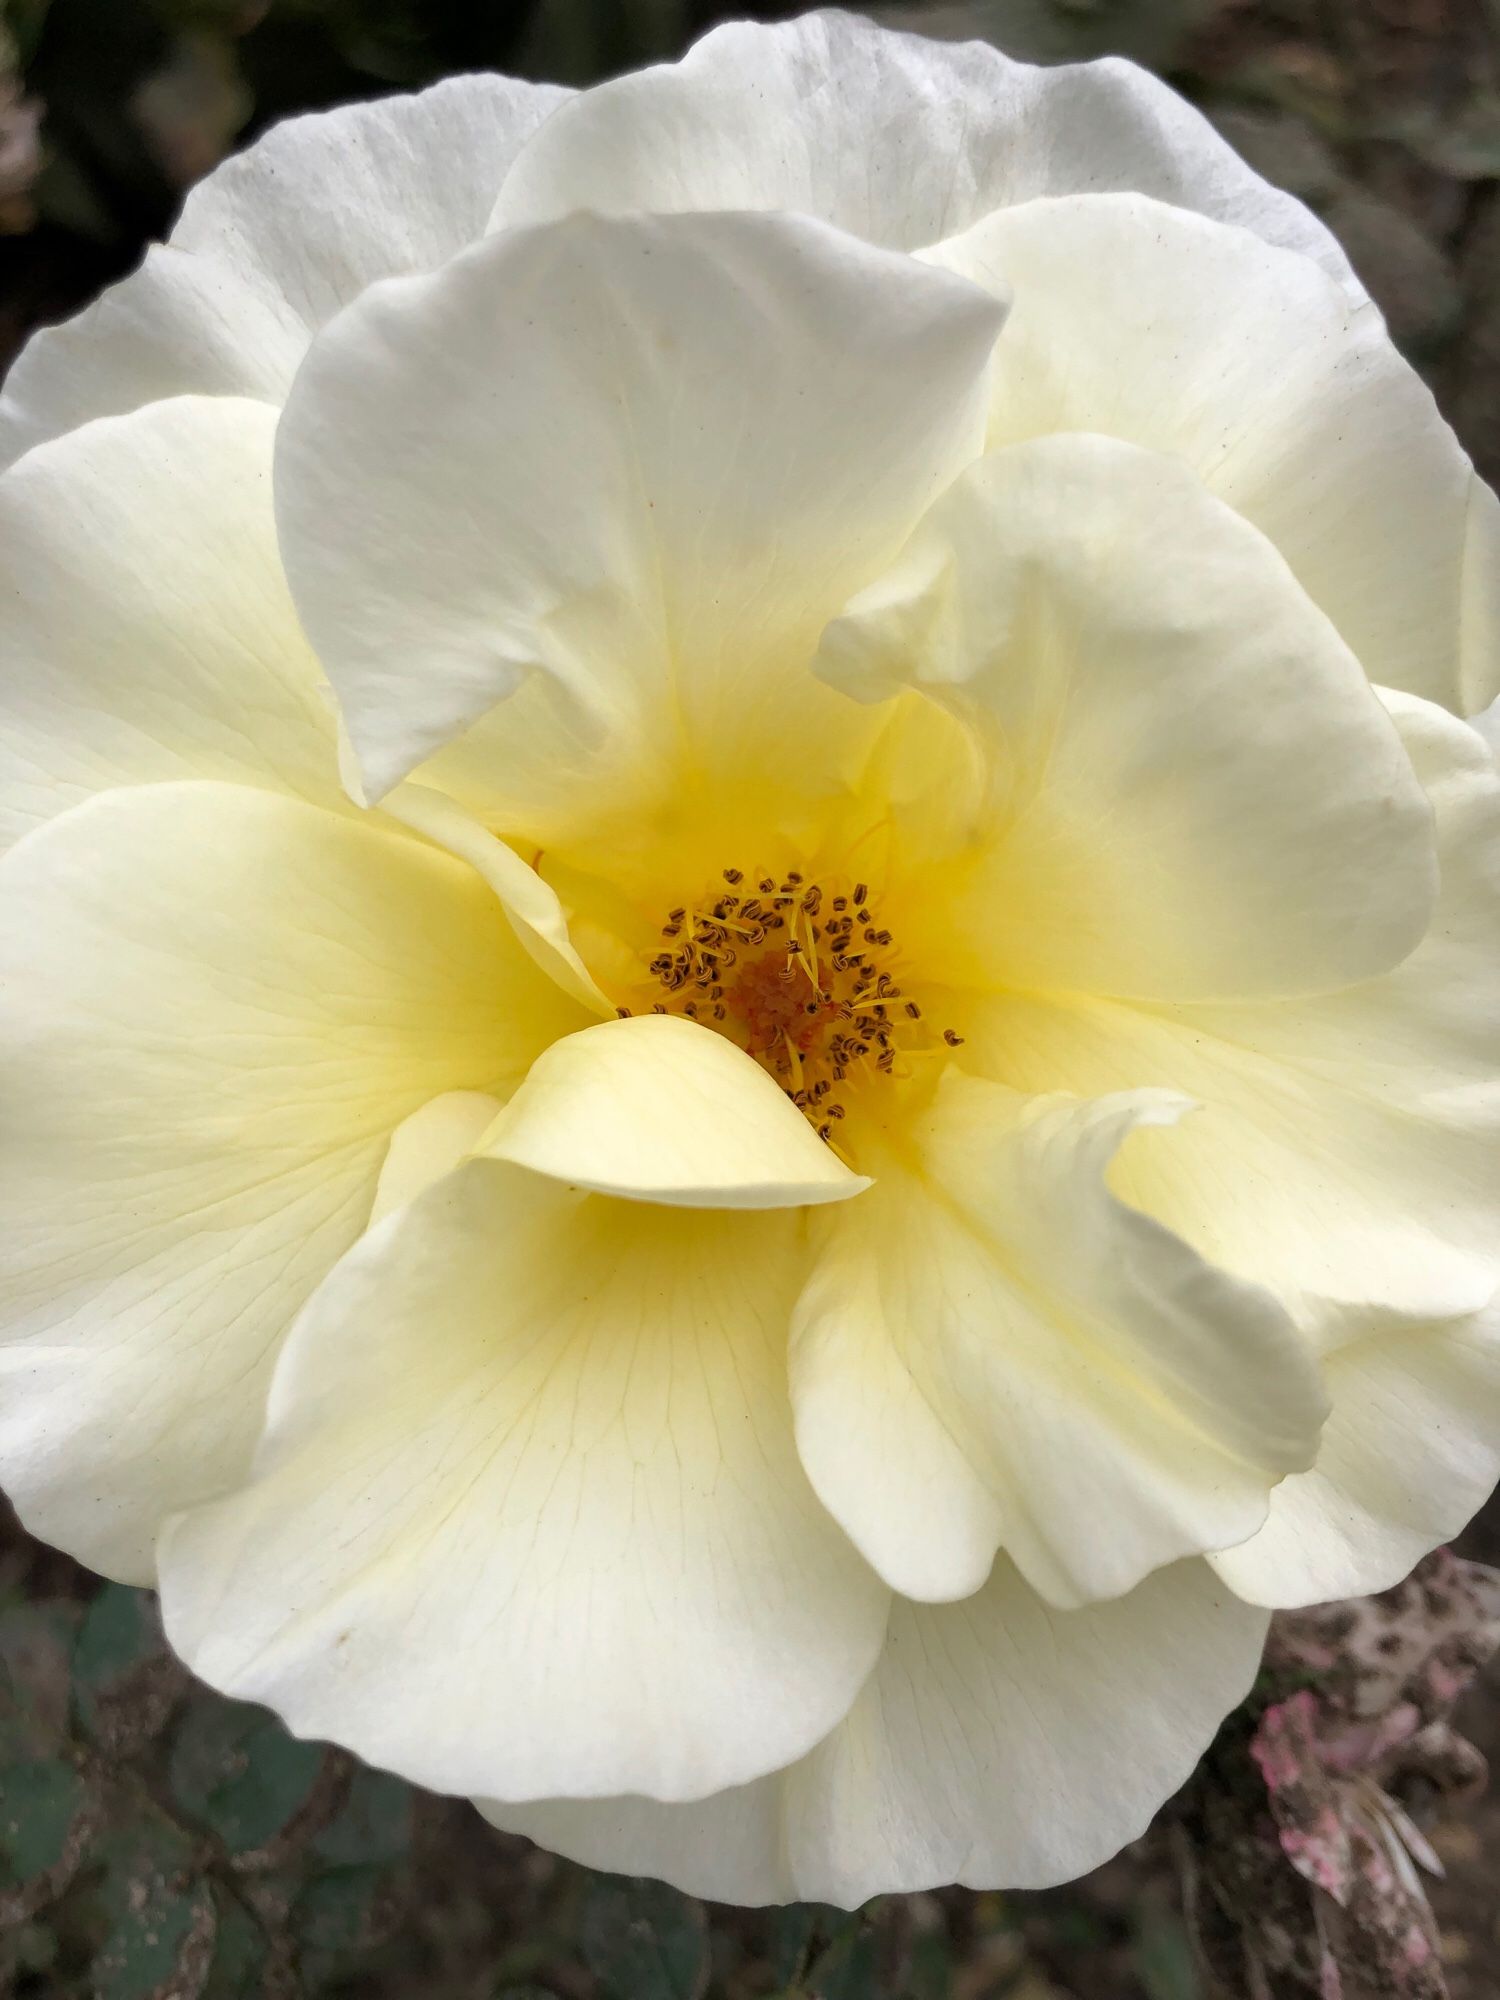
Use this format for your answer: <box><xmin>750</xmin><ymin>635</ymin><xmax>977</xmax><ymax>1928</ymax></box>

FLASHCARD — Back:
<box><xmin>1</xmin><ymin>11</ymin><xmax>1497</xmax><ymax>1907</ymax></box>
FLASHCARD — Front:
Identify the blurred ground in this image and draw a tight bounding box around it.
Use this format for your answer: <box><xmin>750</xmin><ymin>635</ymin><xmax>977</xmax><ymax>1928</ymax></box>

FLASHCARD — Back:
<box><xmin>1</xmin><ymin>1</ymin><xmax>1499</xmax><ymax>1995</ymax></box>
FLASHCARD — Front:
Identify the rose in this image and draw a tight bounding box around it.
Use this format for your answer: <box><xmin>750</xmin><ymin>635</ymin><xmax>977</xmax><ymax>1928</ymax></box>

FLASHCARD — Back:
<box><xmin>2</xmin><ymin>10</ymin><xmax>1498</xmax><ymax>1909</ymax></box>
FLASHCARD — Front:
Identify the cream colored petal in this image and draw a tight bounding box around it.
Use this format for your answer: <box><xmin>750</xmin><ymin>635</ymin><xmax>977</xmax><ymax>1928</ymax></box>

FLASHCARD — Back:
<box><xmin>1211</xmin><ymin>1295</ymin><xmax>1500</xmax><ymax>1608</ymax></box>
<box><xmin>371</xmin><ymin>781</ymin><xmax>609</xmax><ymax>1015</ymax></box>
<box><xmin>493</xmin><ymin>11</ymin><xmax>1358</xmax><ymax>288</ymax></box>
<box><xmin>482</xmin><ymin>1557</ymin><xmax>1266</xmax><ymax>1905</ymax></box>
<box><xmin>0</xmin><ymin>397</ymin><xmax>341</xmax><ymax>856</ymax></box>
<box><xmin>791</xmin><ymin>1076</ymin><xmax>1325</xmax><ymax>1609</ymax></box>
<box><xmin>0</xmin><ymin>249</ymin><xmax>303</xmax><ymax>472</ymax></box>
<box><xmin>158</xmin><ymin>1166</ymin><xmax>889</xmax><ymax>1802</ymax></box>
<box><xmin>973</xmin><ymin>692</ymin><xmax>1500</xmax><ymax>1321</ymax></box>
<box><xmin>171</xmin><ymin>75</ymin><xmax>570</xmax><ymax>334</ymax></box>
<box><xmin>484</xmin><ymin>1015</ymin><xmax>868</xmax><ymax>1208</ymax></box>
<box><xmin>0</xmin><ymin>781</ymin><xmax>581</xmax><ymax>1582</ymax></box>
<box><xmin>369</xmin><ymin>1092</ymin><xmax>505</xmax><ymax>1226</ymax></box>
<box><xmin>819</xmin><ymin>434</ymin><xmax>1435</xmax><ymax>1003</ymax></box>
<box><xmin>929</xmin><ymin>194</ymin><xmax>1498</xmax><ymax>716</ymax></box>
<box><xmin>0</xmin><ymin>77</ymin><xmax>569</xmax><ymax>470</ymax></box>
<box><xmin>273</xmin><ymin>208</ymin><xmax>1003</xmax><ymax>803</ymax></box>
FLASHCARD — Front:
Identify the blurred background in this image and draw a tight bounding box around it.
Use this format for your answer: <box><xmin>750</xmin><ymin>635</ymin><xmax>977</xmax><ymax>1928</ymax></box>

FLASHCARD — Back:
<box><xmin>1</xmin><ymin>1</ymin><xmax>1500</xmax><ymax>1995</ymax></box>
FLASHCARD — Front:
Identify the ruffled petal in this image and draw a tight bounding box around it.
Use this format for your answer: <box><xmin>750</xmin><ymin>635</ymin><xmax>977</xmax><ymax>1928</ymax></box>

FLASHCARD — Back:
<box><xmin>974</xmin><ymin>692</ymin><xmax>1500</xmax><ymax>1320</ymax></box>
<box><xmin>0</xmin><ymin>397</ymin><xmax>340</xmax><ymax>855</ymax></box>
<box><xmin>0</xmin><ymin>76</ymin><xmax>567</xmax><ymax>469</ymax></box>
<box><xmin>819</xmin><ymin>434</ymin><xmax>1436</xmax><ymax>1003</ymax></box>
<box><xmin>0</xmin><ymin>781</ymin><xmax>581</xmax><ymax>1582</ymax></box>
<box><xmin>273</xmin><ymin>207</ymin><xmax>1003</xmax><ymax>803</ymax></box>
<box><xmin>1210</xmin><ymin>1295</ymin><xmax>1500</xmax><ymax>1608</ymax></box>
<box><xmin>171</xmin><ymin>75</ymin><xmax>569</xmax><ymax>334</ymax></box>
<box><xmin>929</xmin><ymin>194</ymin><xmax>1497</xmax><ymax>716</ymax></box>
<box><xmin>482</xmin><ymin>1557</ymin><xmax>1266</xmax><ymax>1905</ymax></box>
<box><xmin>493</xmin><ymin>10</ymin><xmax>1358</xmax><ymax>289</ymax></box>
<box><xmin>791</xmin><ymin>1074</ymin><xmax>1324</xmax><ymax>1607</ymax></box>
<box><xmin>157</xmin><ymin>1166</ymin><xmax>888</xmax><ymax>1801</ymax></box>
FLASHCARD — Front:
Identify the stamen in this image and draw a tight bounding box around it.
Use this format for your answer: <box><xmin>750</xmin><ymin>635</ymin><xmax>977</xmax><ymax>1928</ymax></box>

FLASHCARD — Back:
<box><xmin>636</xmin><ymin>864</ymin><xmax>964</xmax><ymax>1137</ymax></box>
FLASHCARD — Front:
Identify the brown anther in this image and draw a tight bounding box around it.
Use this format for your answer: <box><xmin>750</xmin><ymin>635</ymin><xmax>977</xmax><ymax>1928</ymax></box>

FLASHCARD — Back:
<box><xmin>943</xmin><ymin>1028</ymin><xmax>965</xmax><ymax>1046</ymax></box>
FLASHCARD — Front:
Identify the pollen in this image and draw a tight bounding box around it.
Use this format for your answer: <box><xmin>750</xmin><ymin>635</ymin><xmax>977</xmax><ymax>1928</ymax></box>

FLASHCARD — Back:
<box><xmin>625</xmin><ymin>864</ymin><xmax>961</xmax><ymax>1139</ymax></box>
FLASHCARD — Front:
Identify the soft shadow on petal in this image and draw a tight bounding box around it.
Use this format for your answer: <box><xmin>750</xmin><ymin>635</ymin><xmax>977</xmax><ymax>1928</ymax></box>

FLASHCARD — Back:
<box><xmin>481</xmin><ymin>1556</ymin><xmax>1267</xmax><ymax>1906</ymax></box>
<box><xmin>492</xmin><ymin>9</ymin><xmax>1359</xmax><ymax>290</ymax></box>
<box><xmin>370</xmin><ymin>1092</ymin><xmax>505</xmax><ymax>1227</ymax></box>
<box><xmin>0</xmin><ymin>396</ymin><xmax>342</xmax><ymax>855</ymax></box>
<box><xmin>819</xmin><ymin>434</ymin><xmax>1436</xmax><ymax>1003</ymax></box>
<box><xmin>273</xmin><ymin>208</ymin><xmax>1004</xmax><ymax>806</ymax></box>
<box><xmin>927</xmin><ymin>194</ymin><xmax>1497</xmax><ymax>716</ymax></box>
<box><xmin>0</xmin><ymin>780</ymin><xmax>579</xmax><ymax>1584</ymax></box>
<box><xmin>484</xmin><ymin>1014</ymin><xmax>869</xmax><ymax>1208</ymax></box>
<box><xmin>0</xmin><ymin>76</ymin><xmax>568</xmax><ymax>469</ymax></box>
<box><xmin>158</xmin><ymin>1166</ymin><xmax>889</xmax><ymax>1802</ymax></box>
<box><xmin>976</xmin><ymin>691</ymin><xmax>1500</xmax><ymax>1320</ymax></box>
<box><xmin>373</xmin><ymin>781</ymin><xmax>610</xmax><ymax>1015</ymax></box>
<box><xmin>791</xmin><ymin>1075</ymin><xmax>1324</xmax><ymax>1608</ymax></box>
<box><xmin>1211</xmin><ymin>1292</ymin><xmax>1500</xmax><ymax>1609</ymax></box>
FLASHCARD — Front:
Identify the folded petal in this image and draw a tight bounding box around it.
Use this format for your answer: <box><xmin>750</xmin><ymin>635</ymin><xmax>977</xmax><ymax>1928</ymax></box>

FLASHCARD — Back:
<box><xmin>974</xmin><ymin>693</ymin><xmax>1500</xmax><ymax>1319</ymax></box>
<box><xmin>273</xmin><ymin>208</ymin><xmax>1004</xmax><ymax>803</ymax></box>
<box><xmin>493</xmin><ymin>11</ymin><xmax>1357</xmax><ymax>289</ymax></box>
<box><xmin>369</xmin><ymin>1092</ymin><xmax>505</xmax><ymax>1226</ymax></box>
<box><xmin>171</xmin><ymin>75</ymin><xmax>569</xmax><ymax>335</ymax></box>
<box><xmin>485</xmin><ymin>1015</ymin><xmax>869</xmax><ymax>1208</ymax></box>
<box><xmin>819</xmin><ymin>434</ymin><xmax>1435</xmax><ymax>1003</ymax></box>
<box><xmin>0</xmin><ymin>396</ymin><xmax>340</xmax><ymax>855</ymax></box>
<box><xmin>369</xmin><ymin>781</ymin><xmax>609</xmax><ymax>1015</ymax></box>
<box><xmin>930</xmin><ymin>194</ymin><xmax>1498</xmax><ymax>716</ymax></box>
<box><xmin>0</xmin><ymin>781</ymin><xmax>581</xmax><ymax>1582</ymax></box>
<box><xmin>791</xmin><ymin>1075</ymin><xmax>1324</xmax><ymax>1608</ymax></box>
<box><xmin>1210</xmin><ymin>1295</ymin><xmax>1500</xmax><ymax>1608</ymax></box>
<box><xmin>0</xmin><ymin>77</ymin><xmax>567</xmax><ymax>470</ymax></box>
<box><xmin>483</xmin><ymin>1557</ymin><xmax>1267</xmax><ymax>1905</ymax></box>
<box><xmin>157</xmin><ymin>1165</ymin><xmax>889</xmax><ymax>1801</ymax></box>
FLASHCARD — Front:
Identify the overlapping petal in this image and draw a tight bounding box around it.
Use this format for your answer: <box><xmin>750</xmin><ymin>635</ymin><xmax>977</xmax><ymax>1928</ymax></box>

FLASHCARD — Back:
<box><xmin>0</xmin><ymin>77</ymin><xmax>568</xmax><ymax>470</ymax></box>
<box><xmin>819</xmin><ymin>434</ymin><xmax>1436</xmax><ymax>1003</ymax></box>
<box><xmin>0</xmin><ymin>780</ymin><xmax>582</xmax><ymax>1583</ymax></box>
<box><xmin>158</xmin><ymin>1164</ymin><xmax>889</xmax><ymax>1802</ymax></box>
<box><xmin>272</xmin><ymin>207</ymin><xmax>1005</xmax><ymax>805</ymax></box>
<box><xmin>975</xmin><ymin>690</ymin><xmax>1500</xmax><ymax>1321</ymax></box>
<box><xmin>791</xmin><ymin>1075</ymin><xmax>1324</xmax><ymax>1608</ymax></box>
<box><xmin>1210</xmin><ymin>1295</ymin><xmax>1500</xmax><ymax>1608</ymax></box>
<box><xmin>491</xmin><ymin>9</ymin><xmax>1358</xmax><ymax>290</ymax></box>
<box><xmin>482</xmin><ymin>1556</ymin><xmax>1267</xmax><ymax>1904</ymax></box>
<box><xmin>484</xmin><ymin>1014</ymin><xmax>869</xmax><ymax>1207</ymax></box>
<box><xmin>928</xmin><ymin>194</ymin><xmax>1499</xmax><ymax>716</ymax></box>
<box><xmin>0</xmin><ymin>396</ymin><xmax>340</xmax><ymax>854</ymax></box>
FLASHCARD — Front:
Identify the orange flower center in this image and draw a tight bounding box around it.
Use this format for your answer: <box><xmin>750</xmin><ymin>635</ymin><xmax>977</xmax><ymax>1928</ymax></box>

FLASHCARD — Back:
<box><xmin>623</xmin><ymin>866</ymin><xmax>961</xmax><ymax>1139</ymax></box>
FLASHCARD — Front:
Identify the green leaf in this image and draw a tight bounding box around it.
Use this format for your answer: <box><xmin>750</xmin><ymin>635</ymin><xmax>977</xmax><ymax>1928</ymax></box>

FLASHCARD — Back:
<box><xmin>804</xmin><ymin>1916</ymin><xmax>879</xmax><ymax>2000</ymax></box>
<box><xmin>71</xmin><ymin>1587</ymin><xmax>161</xmax><ymax>1728</ymax></box>
<box><xmin>199</xmin><ymin>1886</ymin><xmax>268</xmax><ymax>2000</ymax></box>
<box><xmin>767</xmin><ymin>1903</ymin><xmax>838</xmax><ymax>1986</ymax></box>
<box><xmin>90</xmin><ymin>1821</ymin><xmax>212</xmax><ymax>2000</ymax></box>
<box><xmin>580</xmin><ymin>1876</ymin><xmax>709</xmax><ymax>2000</ymax></box>
<box><xmin>292</xmin><ymin>1861</ymin><xmax>390</xmax><ymax>1959</ymax></box>
<box><xmin>168</xmin><ymin>1697</ymin><xmax>324</xmax><ymax>1855</ymax></box>
<box><xmin>0</xmin><ymin>1758</ymin><xmax>87</xmax><ymax>1889</ymax></box>
<box><xmin>310</xmin><ymin>1762</ymin><xmax>412</xmax><ymax>1867</ymax></box>
<box><xmin>1133</xmin><ymin>1909</ymin><xmax>1202</xmax><ymax>2000</ymax></box>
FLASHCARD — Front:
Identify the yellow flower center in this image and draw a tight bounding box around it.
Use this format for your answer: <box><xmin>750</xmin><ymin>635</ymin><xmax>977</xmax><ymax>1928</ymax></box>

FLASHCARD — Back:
<box><xmin>621</xmin><ymin>865</ymin><xmax>961</xmax><ymax>1140</ymax></box>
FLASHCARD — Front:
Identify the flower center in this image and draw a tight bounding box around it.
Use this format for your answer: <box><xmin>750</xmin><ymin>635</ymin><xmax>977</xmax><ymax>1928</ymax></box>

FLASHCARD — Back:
<box><xmin>623</xmin><ymin>867</ymin><xmax>961</xmax><ymax>1141</ymax></box>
